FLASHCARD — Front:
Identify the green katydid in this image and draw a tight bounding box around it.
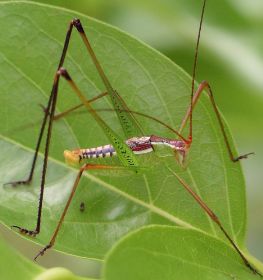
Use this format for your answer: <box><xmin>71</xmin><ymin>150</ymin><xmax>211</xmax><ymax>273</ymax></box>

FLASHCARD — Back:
<box><xmin>4</xmin><ymin>0</ymin><xmax>260</xmax><ymax>276</ymax></box>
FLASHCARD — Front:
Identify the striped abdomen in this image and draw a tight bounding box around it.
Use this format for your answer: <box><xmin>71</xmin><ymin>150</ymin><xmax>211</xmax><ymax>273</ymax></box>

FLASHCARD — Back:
<box><xmin>80</xmin><ymin>144</ymin><xmax>116</xmax><ymax>160</ymax></box>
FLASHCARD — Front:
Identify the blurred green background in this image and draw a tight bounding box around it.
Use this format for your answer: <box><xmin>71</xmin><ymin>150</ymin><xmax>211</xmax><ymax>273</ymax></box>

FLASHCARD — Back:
<box><xmin>1</xmin><ymin>0</ymin><xmax>262</xmax><ymax>278</ymax></box>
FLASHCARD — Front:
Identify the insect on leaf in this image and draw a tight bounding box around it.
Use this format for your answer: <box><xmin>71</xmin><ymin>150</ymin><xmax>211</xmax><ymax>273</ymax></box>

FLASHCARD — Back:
<box><xmin>0</xmin><ymin>2</ymin><xmax>259</xmax><ymax>275</ymax></box>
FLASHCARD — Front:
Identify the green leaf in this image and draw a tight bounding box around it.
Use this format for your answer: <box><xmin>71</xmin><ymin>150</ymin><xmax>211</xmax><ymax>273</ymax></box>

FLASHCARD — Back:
<box><xmin>0</xmin><ymin>0</ymin><xmax>261</xmax><ymax>276</ymax></box>
<box><xmin>13</xmin><ymin>0</ymin><xmax>263</xmax><ymax>260</ymax></box>
<box><xmin>0</xmin><ymin>233</ymin><xmax>43</xmax><ymax>279</ymax></box>
<box><xmin>103</xmin><ymin>226</ymin><xmax>262</xmax><ymax>280</ymax></box>
<box><xmin>0</xmin><ymin>233</ymin><xmax>89</xmax><ymax>280</ymax></box>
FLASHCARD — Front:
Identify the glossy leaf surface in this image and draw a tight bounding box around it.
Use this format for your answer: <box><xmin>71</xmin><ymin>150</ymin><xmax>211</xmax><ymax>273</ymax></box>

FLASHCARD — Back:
<box><xmin>104</xmin><ymin>226</ymin><xmax>262</xmax><ymax>280</ymax></box>
<box><xmin>0</xmin><ymin>3</ymin><xmax>255</xmax><ymax>276</ymax></box>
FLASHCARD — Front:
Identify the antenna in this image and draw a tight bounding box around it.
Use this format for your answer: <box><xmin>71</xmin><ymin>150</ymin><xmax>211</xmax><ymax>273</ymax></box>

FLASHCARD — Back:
<box><xmin>189</xmin><ymin>0</ymin><xmax>207</xmax><ymax>140</ymax></box>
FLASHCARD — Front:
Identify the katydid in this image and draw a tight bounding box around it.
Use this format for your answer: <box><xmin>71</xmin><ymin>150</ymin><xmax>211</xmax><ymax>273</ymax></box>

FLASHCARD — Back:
<box><xmin>4</xmin><ymin>0</ymin><xmax>260</xmax><ymax>276</ymax></box>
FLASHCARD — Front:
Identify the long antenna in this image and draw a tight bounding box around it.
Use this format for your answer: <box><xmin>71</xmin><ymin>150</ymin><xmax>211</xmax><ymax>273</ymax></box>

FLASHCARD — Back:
<box><xmin>189</xmin><ymin>0</ymin><xmax>207</xmax><ymax>140</ymax></box>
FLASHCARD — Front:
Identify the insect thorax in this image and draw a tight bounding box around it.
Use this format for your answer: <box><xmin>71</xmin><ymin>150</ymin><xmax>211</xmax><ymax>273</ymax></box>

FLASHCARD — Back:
<box><xmin>125</xmin><ymin>135</ymin><xmax>187</xmax><ymax>155</ymax></box>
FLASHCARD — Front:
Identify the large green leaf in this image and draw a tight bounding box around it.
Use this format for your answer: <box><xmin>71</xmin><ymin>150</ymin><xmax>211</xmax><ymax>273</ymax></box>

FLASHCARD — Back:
<box><xmin>103</xmin><ymin>226</ymin><xmax>262</xmax><ymax>280</ymax></box>
<box><xmin>7</xmin><ymin>0</ymin><xmax>263</xmax><ymax>262</ymax></box>
<box><xmin>0</xmin><ymin>1</ymin><xmax>260</xmax><ymax>276</ymax></box>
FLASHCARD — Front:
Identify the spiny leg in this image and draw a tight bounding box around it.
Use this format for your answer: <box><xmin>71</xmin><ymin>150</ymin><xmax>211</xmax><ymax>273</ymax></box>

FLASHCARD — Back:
<box><xmin>34</xmin><ymin>163</ymin><xmax>137</xmax><ymax>260</ymax></box>
<box><xmin>7</xmin><ymin>19</ymin><xmax>111</xmax><ymax>236</ymax></box>
<box><xmin>11</xmin><ymin>66</ymin><xmax>136</xmax><ymax>237</ymax></box>
<box><xmin>4</xmin><ymin>79</ymin><xmax>55</xmax><ymax>188</ymax></box>
<box><xmin>182</xmin><ymin>0</ymin><xmax>252</xmax><ymax>162</ymax></box>
<box><xmin>71</xmin><ymin>19</ymin><xmax>143</xmax><ymax>138</ymax></box>
<box><xmin>4</xmin><ymin>18</ymin><xmax>111</xmax><ymax>188</ymax></box>
<box><xmin>11</xmin><ymin>70</ymin><xmax>61</xmax><ymax>236</ymax></box>
<box><xmin>8</xmin><ymin>20</ymin><xmax>79</xmax><ymax>236</ymax></box>
<box><xmin>170</xmin><ymin>170</ymin><xmax>261</xmax><ymax>276</ymax></box>
<box><xmin>7</xmin><ymin>14</ymin><xmax>143</xmax><ymax>188</ymax></box>
<box><xmin>179</xmin><ymin>80</ymin><xmax>254</xmax><ymax>162</ymax></box>
<box><xmin>3</xmin><ymin>97</ymin><xmax>51</xmax><ymax>188</ymax></box>
<box><xmin>4</xmin><ymin>21</ymin><xmax>75</xmax><ymax>188</ymax></box>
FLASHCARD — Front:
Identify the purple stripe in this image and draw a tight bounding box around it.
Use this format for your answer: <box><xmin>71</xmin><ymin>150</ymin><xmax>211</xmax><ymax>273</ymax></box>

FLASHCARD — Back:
<box><xmin>83</xmin><ymin>145</ymin><xmax>116</xmax><ymax>158</ymax></box>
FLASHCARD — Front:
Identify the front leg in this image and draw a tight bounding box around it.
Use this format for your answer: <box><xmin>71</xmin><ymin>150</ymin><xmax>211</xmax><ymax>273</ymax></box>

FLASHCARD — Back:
<box><xmin>34</xmin><ymin>163</ymin><xmax>138</xmax><ymax>260</ymax></box>
<box><xmin>9</xmin><ymin>68</ymin><xmax>62</xmax><ymax>238</ymax></box>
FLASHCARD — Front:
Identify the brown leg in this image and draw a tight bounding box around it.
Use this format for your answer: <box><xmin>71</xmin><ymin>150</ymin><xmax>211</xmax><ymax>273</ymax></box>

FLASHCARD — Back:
<box><xmin>53</xmin><ymin>91</ymin><xmax>107</xmax><ymax>121</ymax></box>
<box><xmin>170</xmin><ymin>169</ymin><xmax>261</xmax><ymax>276</ymax></box>
<box><xmin>11</xmin><ymin>70</ymin><xmax>62</xmax><ymax>236</ymax></box>
<box><xmin>7</xmin><ymin>19</ymin><xmax>109</xmax><ymax>238</ymax></box>
<box><xmin>4</xmin><ymin>22</ymin><xmax>74</xmax><ymax>188</ymax></box>
<box><xmin>179</xmin><ymin>80</ymin><xmax>254</xmax><ymax>162</ymax></box>
<box><xmin>34</xmin><ymin>164</ymin><xmax>133</xmax><ymax>260</ymax></box>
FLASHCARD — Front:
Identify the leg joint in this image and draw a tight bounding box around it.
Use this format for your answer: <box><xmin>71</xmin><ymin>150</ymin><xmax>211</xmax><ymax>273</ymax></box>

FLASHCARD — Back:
<box><xmin>72</xmin><ymin>18</ymin><xmax>84</xmax><ymax>33</ymax></box>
